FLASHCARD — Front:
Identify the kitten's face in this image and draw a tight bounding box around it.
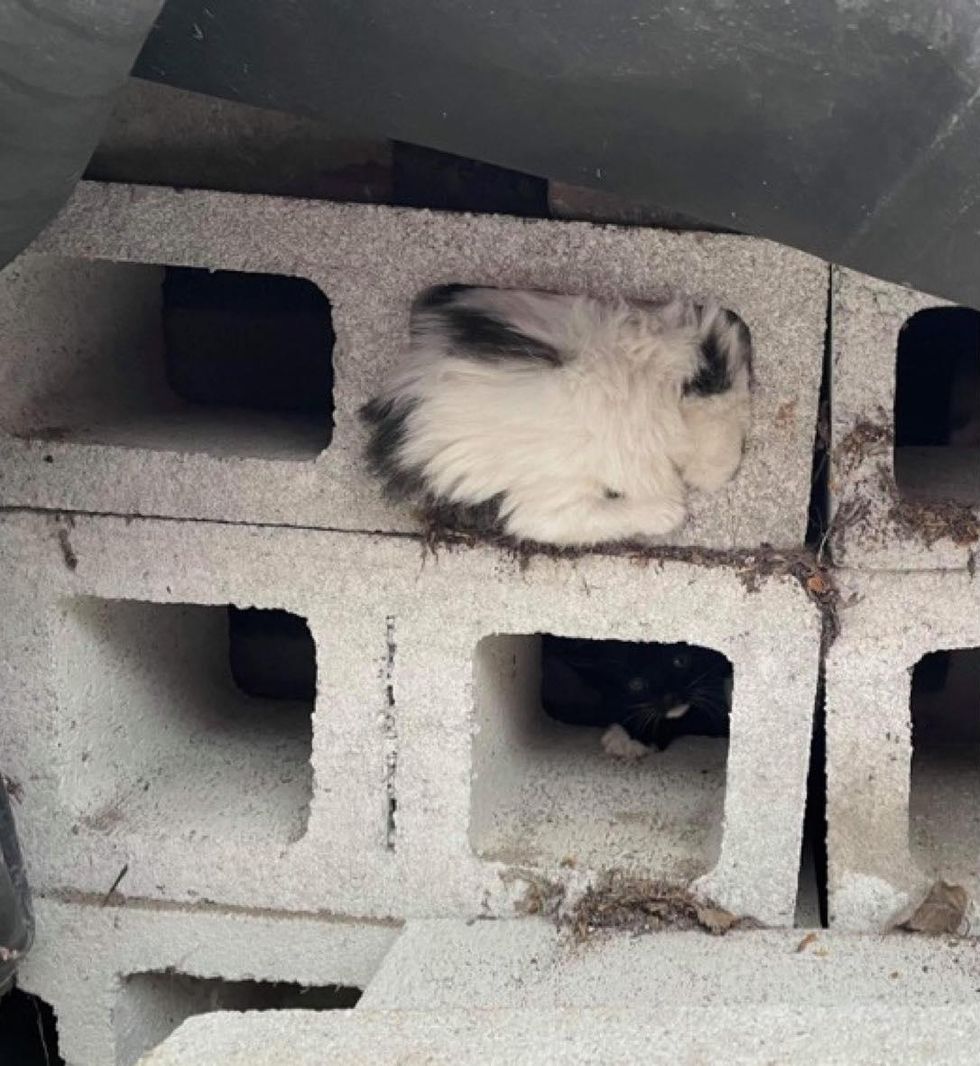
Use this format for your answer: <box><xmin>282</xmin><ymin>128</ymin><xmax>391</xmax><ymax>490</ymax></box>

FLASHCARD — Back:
<box><xmin>543</xmin><ymin>636</ymin><xmax>731</xmax><ymax>750</ymax></box>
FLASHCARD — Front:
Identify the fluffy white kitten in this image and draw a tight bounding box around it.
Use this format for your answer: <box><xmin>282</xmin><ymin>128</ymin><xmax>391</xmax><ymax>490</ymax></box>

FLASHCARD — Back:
<box><xmin>361</xmin><ymin>285</ymin><xmax>752</xmax><ymax>546</ymax></box>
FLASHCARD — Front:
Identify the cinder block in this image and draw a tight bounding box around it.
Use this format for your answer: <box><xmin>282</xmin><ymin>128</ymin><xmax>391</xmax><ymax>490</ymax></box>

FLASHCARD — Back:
<box><xmin>826</xmin><ymin>568</ymin><xmax>980</xmax><ymax>931</ymax></box>
<box><xmin>0</xmin><ymin>180</ymin><xmax>827</xmax><ymax>549</ymax></box>
<box><xmin>0</xmin><ymin>511</ymin><xmax>820</xmax><ymax>926</ymax></box>
<box><xmin>15</xmin><ymin>896</ymin><xmax>396</xmax><ymax>1066</ymax></box>
<box><xmin>829</xmin><ymin>266</ymin><xmax>980</xmax><ymax>570</ymax></box>
<box><xmin>359</xmin><ymin>918</ymin><xmax>980</xmax><ymax>1011</ymax></box>
<box><xmin>140</xmin><ymin>1002</ymin><xmax>980</xmax><ymax>1066</ymax></box>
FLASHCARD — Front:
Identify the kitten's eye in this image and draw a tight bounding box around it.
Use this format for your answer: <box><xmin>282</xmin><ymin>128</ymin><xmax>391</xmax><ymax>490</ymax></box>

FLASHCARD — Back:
<box><xmin>626</xmin><ymin>677</ymin><xmax>648</xmax><ymax>693</ymax></box>
<box><xmin>672</xmin><ymin>653</ymin><xmax>691</xmax><ymax>670</ymax></box>
<box><xmin>603</xmin><ymin>488</ymin><xmax>623</xmax><ymax>500</ymax></box>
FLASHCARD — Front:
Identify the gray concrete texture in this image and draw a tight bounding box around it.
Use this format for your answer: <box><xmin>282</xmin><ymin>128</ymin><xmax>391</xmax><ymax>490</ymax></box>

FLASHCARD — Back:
<box><xmin>361</xmin><ymin>918</ymin><xmax>980</xmax><ymax>1012</ymax></box>
<box><xmin>829</xmin><ymin>265</ymin><xmax>977</xmax><ymax>570</ymax></box>
<box><xmin>135</xmin><ymin>915</ymin><xmax>980</xmax><ymax>1066</ymax></box>
<box><xmin>0</xmin><ymin>180</ymin><xmax>827</xmax><ymax>548</ymax></box>
<box><xmin>0</xmin><ymin>510</ymin><xmax>820</xmax><ymax>927</ymax></box>
<box><xmin>16</xmin><ymin>897</ymin><xmax>395</xmax><ymax>1066</ymax></box>
<box><xmin>136</xmin><ymin>1005</ymin><xmax>980</xmax><ymax>1066</ymax></box>
<box><xmin>827</xmin><ymin>567</ymin><xmax>980</xmax><ymax>930</ymax></box>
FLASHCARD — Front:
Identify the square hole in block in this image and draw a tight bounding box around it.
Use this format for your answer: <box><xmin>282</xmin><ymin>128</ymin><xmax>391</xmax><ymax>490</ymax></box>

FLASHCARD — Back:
<box><xmin>894</xmin><ymin>307</ymin><xmax>980</xmax><ymax>505</ymax></box>
<box><xmin>909</xmin><ymin>647</ymin><xmax>980</xmax><ymax>886</ymax></box>
<box><xmin>56</xmin><ymin>600</ymin><xmax>315</xmax><ymax>846</ymax></box>
<box><xmin>115</xmin><ymin>973</ymin><xmax>360</xmax><ymax>1066</ymax></box>
<box><xmin>0</xmin><ymin>257</ymin><xmax>333</xmax><ymax>460</ymax></box>
<box><xmin>469</xmin><ymin>634</ymin><xmax>730</xmax><ymax>879</ymax></box>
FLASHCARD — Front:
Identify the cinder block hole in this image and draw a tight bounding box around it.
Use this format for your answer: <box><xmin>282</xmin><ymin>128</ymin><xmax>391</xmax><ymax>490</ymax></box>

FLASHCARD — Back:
<box><xmin>57</xmin><ymin>599</ymin><xmax>314</xmax><ymax>845</ymax></box>
<box><xmin>894</xmin><ymin>307</ymin><xmax>980</xmax><ymax>504</ymax></box>
<box><xmin>909</xmin><ymin>648</ymin><xmax>980</xmax><ymax>885</ymax></box>
<box><xmin>2</xmin><ymin>258</ymin><xmax>333</xmax><ymax>461</ymax></box>
<box><xmin>0</xmin><ymin>987</ymin><xmax>64</xmax><ymax>1066</ymax></box>
<box><xmin>470</xmin><ymin>634</ymin><xmax>730</xmax><ymax>878</ymax></box>
<box><xmin>115</xmin><ymin>973</ymin><xmax>360</xmax><ymax>1066</ymax></box>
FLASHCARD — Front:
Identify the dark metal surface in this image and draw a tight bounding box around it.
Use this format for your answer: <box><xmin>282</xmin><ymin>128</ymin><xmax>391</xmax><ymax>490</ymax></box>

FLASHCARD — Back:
<box><xmin>0</xmin><ymin>0</ymin><xmax>166</xmax><ymax>269</ymax></box>
<box><xmin>135</xmin><ymin>0</ymin><xmax>980</xmax><ymax>306</ymax></box>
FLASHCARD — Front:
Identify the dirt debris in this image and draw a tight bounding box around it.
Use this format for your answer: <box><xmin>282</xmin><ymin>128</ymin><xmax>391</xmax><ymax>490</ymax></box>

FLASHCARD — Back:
<box><xmin>514</xmin><ymin>869</ymin><xmax>746</xmax><ymax>939</ymax></box>
<box><xmin>887</xmin><ymin>493</ymin><xmax>980</xmax><ymax>548</ymax></box>
<box><xmin>421</xmin><ymin>515</ymin><xmax>843</xmax><ymax>642</ymax></box>
<box><xmin>834</xmin><ymin>417</ymin><xmax>893</xmax><ymax>478</ymax></box>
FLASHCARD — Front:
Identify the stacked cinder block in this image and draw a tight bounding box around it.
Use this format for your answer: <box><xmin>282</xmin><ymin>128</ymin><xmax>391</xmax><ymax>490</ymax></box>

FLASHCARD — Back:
<box><xmin>827</xmin><ymin>267</ymin><xmax>980</xmax><ymax>930</ymax></box>
<box><xmin>0</xmin><ymin>180</ymin><xmax>824</xmax><ymax>547</ymax></box>
<box><xmin>0</xmin><ymin>511</ymin><xmax>821</xmax><ymax>924</ymax></box>
<box><xmin>0</xmin><ymin>182</ymin><xmax>828</xmax><ymax>1063</ymax></box>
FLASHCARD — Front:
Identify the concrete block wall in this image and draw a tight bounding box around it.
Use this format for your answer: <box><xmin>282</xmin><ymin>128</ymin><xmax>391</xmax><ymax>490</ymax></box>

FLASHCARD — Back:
<box><xmin>14</xmin><ymin>177</ymin><xmax>979</xmax><ymax>1059</ymax></box>
<box><xmin>0</xmin><ymin>180</ymin><xmax>827</xmax><ymax>548</ymax></box>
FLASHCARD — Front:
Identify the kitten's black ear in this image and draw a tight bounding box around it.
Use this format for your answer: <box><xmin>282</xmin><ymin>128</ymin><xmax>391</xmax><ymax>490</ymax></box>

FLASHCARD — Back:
<box><xmin>685</xmin><ymin>305</ymin><xmax>753</xmax><ymax>397</ymax></box>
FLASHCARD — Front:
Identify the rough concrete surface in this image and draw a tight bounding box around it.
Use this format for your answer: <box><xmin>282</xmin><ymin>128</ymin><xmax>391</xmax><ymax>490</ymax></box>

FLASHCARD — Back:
<box><xmin>0</xmin><ymin>510</ymin><xmax>820</xmax><ymax>926</ymax></box>
<box><xmin>361</xmin><ymin>919</ymin><xmax>980</xmax><ymax>1011</ymax></box>
<box><xmin>827</xmin><ymin>567</ymin><xmax>980</xmax><ymax>930</ymax></box>
<box><xmin>16</xmin><ymin>897</ymin><xmax>397</xmax><ymax>1066</ymax></box>
<box><xmin>829</xmin><ymin>265</ymin><xmax>977</xmax><ymax>570</ymax></box>
<box><xmin>0</xmin><ymin>181</ymin><xmax>826</xmax><ymax>548</ymax></box>
<box><xmin>139</xmin><ymin>1003</ymin><xmax>980</xmax><ymax>1066</ymax></box>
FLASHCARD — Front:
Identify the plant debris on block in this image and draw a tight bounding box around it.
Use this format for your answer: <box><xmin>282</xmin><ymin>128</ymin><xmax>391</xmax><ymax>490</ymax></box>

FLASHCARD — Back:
<box><xmin>897</xmin><ymin>881</ymin><xmax>970</xmax><ymax>936</ymax></box>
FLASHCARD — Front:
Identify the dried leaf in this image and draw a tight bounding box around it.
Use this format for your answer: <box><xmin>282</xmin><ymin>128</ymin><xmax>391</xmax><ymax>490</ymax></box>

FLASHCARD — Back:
<box><xmin>900</xmin><ymin>881</ymin><xmax>969</xmax><ymax>936</ymax></box>
<box><xmin>695</xmin><ymin>904</ymin><xmax>738</xmax><ymax>934</ymax></box>
<box><xmin>795</xmin><ymin>932</ymin><xmax>818</xmax><ymax>953</ymax></box>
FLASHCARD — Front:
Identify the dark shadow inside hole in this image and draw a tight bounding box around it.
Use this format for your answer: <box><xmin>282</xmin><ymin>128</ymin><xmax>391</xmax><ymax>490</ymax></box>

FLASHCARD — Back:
<box><xmin>909</xmin><ymin>647</ymin><xmax>980</xmax><ymax>886</ymax></box>
<box><xmin>162</xmin><ymin>267</ymin><xmax>334</xmax><ymax>430</ymax></box>
<box><xmin>0</xmin><ymin>987</ymin><xmax>65</xmax><ymax>1066</ymax></box>
<box><xmin>540</xmin><ymin>635</ymin><xmax>732</xmax><ymax>751</ymax></box>
<box><xmin>227</xmin><ymin>607</ymin><xmax>316</xmax><ymax>702</ymax></box>
<box><xmin>132</xmin><ymin>974</ymin><xmax>361</xmax><ymax>1012</ymax></box>
<box><xmin>796</xmin><ymin>276</ymin><xmax>830</xmax><ymax>927</ymax></box>
<box><xmin>795</xmin><ymin>676</ymin><xmax>828</xmax><ymax>928</ymax></box>
<box><xmin>894</xmin><ymin>306</ymin><xmax>980</xmax><ymax>504</ymax></box>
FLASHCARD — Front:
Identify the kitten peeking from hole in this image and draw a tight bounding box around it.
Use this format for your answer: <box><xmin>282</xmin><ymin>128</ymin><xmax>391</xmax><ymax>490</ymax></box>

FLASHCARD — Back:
<box><xmin>360</xmin><ymin>284</ymin><xmax>753</xmax><ymax>547</ymax></box>
<box><xmin>541</xmin><ymin>636</ymin><xmax>732</xmax><ymax>758</ymax></box>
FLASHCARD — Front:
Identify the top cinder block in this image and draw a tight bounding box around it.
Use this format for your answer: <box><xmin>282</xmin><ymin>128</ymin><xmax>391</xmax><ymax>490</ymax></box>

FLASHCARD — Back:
<box><xmin>830</xmin><ymin>266</ymin><xmax>980</xmax><ymax>570</ymax></box>
<box><xmin>0</xmin><ymin>182</ymin><xmax>826</xmax><ymax>548</ymax></box>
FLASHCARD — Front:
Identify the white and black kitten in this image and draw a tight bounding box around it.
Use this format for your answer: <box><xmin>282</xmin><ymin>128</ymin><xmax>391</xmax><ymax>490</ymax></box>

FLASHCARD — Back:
<box><xmin>540</xmin><ymin>635</ymin><xmax>732</xmax><ymax>758</ymax></box>
<box><xmin>361</xmin><ymin>284</ymin><xmax>752</xmax><ymax>547</ymax></box>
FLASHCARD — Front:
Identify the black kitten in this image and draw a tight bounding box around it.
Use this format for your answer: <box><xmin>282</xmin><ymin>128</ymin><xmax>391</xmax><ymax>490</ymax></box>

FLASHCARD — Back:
<box><xmin>540</xmin><ymin>635</ymin><xmax>732</xmax><ymax>757</ymax></box>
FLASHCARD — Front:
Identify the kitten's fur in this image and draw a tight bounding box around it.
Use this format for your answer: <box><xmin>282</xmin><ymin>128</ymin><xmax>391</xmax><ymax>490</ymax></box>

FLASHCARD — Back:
<box><xmin>541</xmin><ymin>635</ymin><xmax>732</xmax><ymax>757</ymax></box>
<box><xmin>361</xmin><ymin>285</ymin><xmax>752</xmax><ymax>546</ymax></box>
